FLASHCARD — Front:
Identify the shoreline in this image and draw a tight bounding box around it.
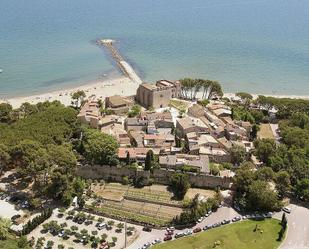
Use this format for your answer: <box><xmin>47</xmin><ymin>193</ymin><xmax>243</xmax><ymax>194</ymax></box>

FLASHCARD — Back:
<box><xmin>2</xmin><ymin>76</ymin><xmax>139</xmax><ymax>109</ymax></box>
<box><xmin>1</xmin><ymin>75</ymin><xmax>309</xmax><ymax>109</ymax></box>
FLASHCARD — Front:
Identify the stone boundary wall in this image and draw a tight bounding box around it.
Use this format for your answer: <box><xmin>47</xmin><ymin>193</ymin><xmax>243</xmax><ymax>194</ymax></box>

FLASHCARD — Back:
<box><xmin>76</xmin><ymin>165</ymin><xmax>233</xmax><ymax>189</ymax></box>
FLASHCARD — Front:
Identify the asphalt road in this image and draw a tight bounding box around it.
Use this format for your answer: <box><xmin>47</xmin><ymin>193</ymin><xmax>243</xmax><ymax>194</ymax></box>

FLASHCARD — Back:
<box><xmin>127</xmin><ymin>206</ymin><xmax>240</xmax><ymax>249</ymax></box>
<box><xmin>275</xmin><ymin>204</ymin><xmax>309</xmax><ymax>249</ymax></box>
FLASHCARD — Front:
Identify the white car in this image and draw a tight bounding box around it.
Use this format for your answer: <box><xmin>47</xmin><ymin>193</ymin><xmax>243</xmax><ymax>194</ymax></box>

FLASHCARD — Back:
<box><xmin>282</xmin><ymin>207</ymin><xmax>291</xmax><ymax>213</ymax></box>
<box><xmin>152</xmin><ymin>239</ymin><xmax>162</xmax><ymax>244</ymax></box>
<box><xmin>98</xmin><ymin>223</ymin><xmax>106</xmax><ymax>230</ymax></box>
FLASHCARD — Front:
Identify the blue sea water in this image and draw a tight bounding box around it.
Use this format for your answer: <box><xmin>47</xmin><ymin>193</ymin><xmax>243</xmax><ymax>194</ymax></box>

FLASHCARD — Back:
<box><xmin>0</xmin><ymin>0</ymin><xmax>309</xmax><ymax>97</ymax></box>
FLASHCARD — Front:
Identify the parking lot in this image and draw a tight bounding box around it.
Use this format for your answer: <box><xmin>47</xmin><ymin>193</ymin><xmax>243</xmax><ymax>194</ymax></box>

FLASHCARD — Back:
<box><xmin>28</xmin><ymin>208</ymin><xmax>141</xmax><ymax>249</ymax></box>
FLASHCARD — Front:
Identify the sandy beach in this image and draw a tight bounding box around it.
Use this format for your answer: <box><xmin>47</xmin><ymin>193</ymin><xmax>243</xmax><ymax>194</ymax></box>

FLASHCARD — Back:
<box><xmin>1</xmin><ymin>77</ymin><xmax>309</xmax><ymax>109</ymax></box>
<box><xmin>223</xmin><ymin>93</ymin><xmax>309</xmax><ymax>100</ymax></box>
<box><xmin>2</xmin><ymin>76</ymin><xmax>139</xmax><ymax>109</ymax></box>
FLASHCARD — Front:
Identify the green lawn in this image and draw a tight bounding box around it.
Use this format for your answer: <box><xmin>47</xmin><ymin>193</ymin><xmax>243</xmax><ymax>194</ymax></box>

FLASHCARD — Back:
<box><xmin>153</xmin><ymin>219</ymin><xmax>283</xmax><ymax>249</ymax></box>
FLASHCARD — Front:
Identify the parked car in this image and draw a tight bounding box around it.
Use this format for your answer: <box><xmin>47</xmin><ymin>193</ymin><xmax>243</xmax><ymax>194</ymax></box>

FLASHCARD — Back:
<box><xmin>66</xmin><ymin>215</ymin><xmax>73</xmax><ymax>220</ymax></box>
<box><xmin>282</xmin><ymin>207</ymin><xmax>291</xmax><ymax>213</ymax></box>
<box><xmin>99</xmin><ymin>242</ymin><xmax>109</xmax><ymax>249</ymax></box>
<box><xmin>11</xmin><ymin>214</ymin><xmax>21</xmax><ymax>221</ymax></box>
<box><xmin>184</xmin><ymin>229</ymin><xmax>193</xmax><ymax>236</ymax></box>
<box><xmin>97</xmin><ymin>223</ymin><xmax>106</xmax><ymax>230</ymax></box>
<box><xmin>203</xmin><ymin>225</ymin><xmax>212</xmax><ymax>231</ymax></box>
<box><xmin>221</xmin><ymin>219</ymin><xmax>230</xmax><ymax>225</ymax></box>
<box><xmin>84</xmin><ymin>220</ymin><xmax>93</xmax><ymax>226</ymax></box>
<box><xmin>58</xmin><ymin>230</ymin><xmax>64</xmax><ymax>237</ymax></box>
<box><xmin>152</xmin><ymin>239</ymin><xmax>162</xmax><ymax>245</ymax></box>
<box><xmin>142</xmin><ymin>242</ymin><xmax>151</xmax><ymax>248</ymax></box>
<box><xmin>142</xmin><ymin>226</ymin><xmax>152</xmax><ymax>232</ymax></box>
<box><xmin>165</xmin><ymin>230</ymin><xmax>173</xmax><ymax>236</ymax></box>
<box><xmin>266</xmin><ymin>212</ymin><xmax>273</xmax><ymax>218</ymax></box>
<box><xmin>164</xmin><ymin>235</ymin><xmax>172</xmax><ymax>241</ymax></box>
<box><xmin>212</xmin><ymin>222</ymin><xmax>221</xmax><ymax>228</ymax></box>
<box><xmin>232</xmin><ymin>216</ymin><xmax>241</xmax><ymax>222</ymax></box>
<box><xmin>175</xmin><ymin>232</ymin><xmax>185</xmax><ymax>238</ymax></box>
<box><xmin>5</xmin><ymin>196</ymin><xmax>11</xmax><ymax>202</ymax></box>
<box><xmin>193</xmin><ymin>227</ymin><xmax>202</xmax><ymax>233</ymax></box>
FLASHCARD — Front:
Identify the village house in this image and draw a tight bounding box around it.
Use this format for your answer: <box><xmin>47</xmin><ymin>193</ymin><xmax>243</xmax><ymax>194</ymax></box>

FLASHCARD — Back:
<box><xmin>118</xmin><ymin>147</ymin><xmax>160</xmax><ymax>164</ymax></box>
<box><xmin>105</xmin><ymin>95</ymin><xmax>133</xmax><ymax>115</ymax></box>
<box><xmin>225</xmin><ymin>123</ymin><xmax>249</xmax><ymax>141</ymax></box>
<box><xmin>199</xmin><ymin>146</ymin><xmax>230</xmax><ymax>163</ymax></box>
<box><xmin>101</xmin><ymin>123</ymin><xmax>131</xmax><ymax>147</ymax></box>
<box><xmin>159</xmin><ymin>154</ymin><xmax>210</xmax><ymax>173</ymax></box>
<box><xmin>217</xmin><ymin>137</ymin><xmax>233</xmax><ymax>150</ymax></box>
<box><xmin>99</xmin><ymin>115</ymin><xmax>123</xmax><ymax>128</ymax></box>
<box><xmin>176</xmin><ymin>117</ymin><xmax>209</xmax><ymax>138</ymax></box>
<box><xmin>196</xmin><ymin>134</ymin><xmax>221</xmax><ymax>148</ymax></box>
<box><xmin>140</xmin><ymin>111</ymin><xmax>174</xmax><ymax>129</ymax></box>
<box><xmin>207</xmin><ymin>102</ymin><xmax>232</xmax><ymax>118</ymax></box>
<box><xmin>188</xmin><ymin>104</ymin><xmax>205</xmax><ymax>118</ymax></box>
<box><xmin>77</xmin><ymin>97</ymin><xmax>101</xmax><ymax>128</ymax></box>
<box><xmin>124</xmin><ymin>117</ymin><xmax>148</xmax><ymax>131</ymax></box>
<box><xmin>143</xmin><ymin>133</ymin><xmax>175</xmax><ymax>149</ymax></box>
<box><xmin>128</xmin><ymin>130</ymin><xmax>145</xmax><ymax>147</ymax></box>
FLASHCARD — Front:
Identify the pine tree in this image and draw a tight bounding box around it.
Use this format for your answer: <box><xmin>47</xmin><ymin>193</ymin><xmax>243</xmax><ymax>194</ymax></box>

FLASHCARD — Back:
<box><xmin>126</xmin><ymin>152</ymin><xmax>130</xmax><ymax>165</ymax></box>
<box><xmin>145</xmin><ymin>150</ymin><xmax>154</xmax><ymax>171</ymax></box>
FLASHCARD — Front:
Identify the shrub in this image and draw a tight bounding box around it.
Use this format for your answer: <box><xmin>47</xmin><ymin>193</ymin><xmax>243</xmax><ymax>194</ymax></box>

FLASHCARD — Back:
<box><xmin>122</xmin><ymin>176</ymin><xmax>129</xmax><ymax>185</ymax></box>
<box><xmin>20</xmin><ymin>208</ymin><xmax>53</xmax><ymax>235</ymax></box>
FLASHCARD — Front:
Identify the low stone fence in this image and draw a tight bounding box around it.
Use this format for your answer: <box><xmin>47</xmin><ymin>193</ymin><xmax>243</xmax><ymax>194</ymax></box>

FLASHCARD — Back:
<box><xmin>77</xmin><ymin>165</ymin><xmax>233</xmax><ymax>189</ymax></box>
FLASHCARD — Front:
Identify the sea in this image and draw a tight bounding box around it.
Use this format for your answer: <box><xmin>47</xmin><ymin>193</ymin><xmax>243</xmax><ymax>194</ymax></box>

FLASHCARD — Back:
<box><xmin>0</xmin><ymin>0</ymin><xmax>309</xmax><ymax>97</ymax></box>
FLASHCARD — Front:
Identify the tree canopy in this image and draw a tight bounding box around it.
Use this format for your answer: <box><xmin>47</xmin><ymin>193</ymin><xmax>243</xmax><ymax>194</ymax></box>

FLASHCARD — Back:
<box><xmin>0</xmin><ymin>101</ymin><xmax>83</xmax><ymax>206</ymax></box>
<box><xmin>179</xmin><ymin>78</ymin><xmax>223</xmax><ymax>100</ymax></box>
<box><xmin>81</xmin><ymin>128</ymin><xmax>119</xmax><ymax>165</ymax></box>
<box><xmin>169</xmin><ymin>173</ymin><xmax>190</xmax><ymax>200</ymax></box>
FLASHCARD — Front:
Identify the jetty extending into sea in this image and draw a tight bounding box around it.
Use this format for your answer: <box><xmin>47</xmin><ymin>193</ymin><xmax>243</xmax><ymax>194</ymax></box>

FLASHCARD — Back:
<box><xmin>97</xmin><ymin>39</ymin><xmax>142</xmax><ymax>85</ymax></box>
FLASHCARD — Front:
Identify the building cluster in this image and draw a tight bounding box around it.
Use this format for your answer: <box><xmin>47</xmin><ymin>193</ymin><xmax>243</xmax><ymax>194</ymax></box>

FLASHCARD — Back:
<box><xmin>77</xmin><ymin>80</ymin><xmax>254</xmax><ymax>175</ymax></box>
<box><xmin>181</xmin><ymin>102</ymin><xmax>253</xmax><ymax>163</ymax></box>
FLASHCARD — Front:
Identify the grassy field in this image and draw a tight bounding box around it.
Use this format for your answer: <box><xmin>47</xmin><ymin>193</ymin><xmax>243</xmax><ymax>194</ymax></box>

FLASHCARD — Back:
<box><xmin>169</xmin><ymin>99</ymin><xmax>190</xmax><ymax>111</ymax></box>
<box><xmin>258</xmin><ymin>124</ymin><xmax>275</xmax><ymax>139</ymax></box>
<box><xmin>94</xmin><ymin>199</ymin><xmax>183</xmax><ymax>226</ymax></box>
<box><xmin>153</xmin><ymin>219</ymin><xmax>283</xmax><ymax>249</ymax></box>
<box><xmin>93</xmin><ymin>183</ymin><xmax>183</xmax><ymax>206</ymax></box>
<box><xmin>0</xmin><ymin>236</ymin><xmax>30</xmax><ymax>249</ymax></box>
<box><xmin>184</xmin><ymin>188</ymin><xmax>216</xmax><ymax>200</ymax></box>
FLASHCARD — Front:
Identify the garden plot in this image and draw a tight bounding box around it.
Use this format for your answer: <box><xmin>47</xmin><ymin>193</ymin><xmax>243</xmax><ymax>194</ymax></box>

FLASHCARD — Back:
<box><xmin>92</xmin><ymin>184</ymin><xmax>126</xmax><ymax>202</ymax></box>
<box><xmin>184</xmin><ymin>188</ymin><xmax>216</xmax><ymax>200</ymax></box>
<box><xmin>93</xmin><ymin>199</ymin><xmax>183</xmax><ymax>226</ymax></box>
<box><xmin>94</xmin><ymin>183</ymin><xmax>182</xmax><ymax>206</ymax></box>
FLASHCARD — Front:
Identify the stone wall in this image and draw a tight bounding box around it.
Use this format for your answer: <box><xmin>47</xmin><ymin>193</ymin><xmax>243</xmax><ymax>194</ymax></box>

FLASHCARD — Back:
<box><xmin>76</xmin><ymin>165</ymin><xmax>233</xmax><ymax>189</ymax></box>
